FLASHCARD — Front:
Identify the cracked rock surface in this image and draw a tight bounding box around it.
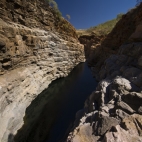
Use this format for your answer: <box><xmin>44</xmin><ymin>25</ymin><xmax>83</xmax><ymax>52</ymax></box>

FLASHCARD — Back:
<box><xmin>67</xmin><ymin>43</ymin><xmax>142</xmax><ymax>142</ymax></box>
<box><xmin>0</xmin><ymin>0</ymin><xmax>85</xmax><ymax>141</ymax></box>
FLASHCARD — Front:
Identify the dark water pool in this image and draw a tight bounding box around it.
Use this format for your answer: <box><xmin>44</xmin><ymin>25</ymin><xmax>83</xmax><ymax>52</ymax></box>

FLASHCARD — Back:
<box><xmin>47</xmin><ymin>62</ymin><xmax>97</xmax><ymax>142</ymax></box>
<box><xmin>15</xmin><ymin>62</ymin><xmax>97</xmax><ymax>142</ymax></box>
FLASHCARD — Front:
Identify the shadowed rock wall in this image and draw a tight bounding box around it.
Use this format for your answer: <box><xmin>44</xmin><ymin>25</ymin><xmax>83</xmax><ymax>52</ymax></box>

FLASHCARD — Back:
<box><xmin>0</xmin><ymin>0</ymin><xmax>85</xmax><ymax>141</ymax></box>
<box><xmin>79</xmin><ymin>3</ymin><xmax>142</xmax><ymax>67</ymax></box>
<box><xmin>67</xmin><ymin>3</ymin><xmax>142</xmax><ymax>142</ymax></box>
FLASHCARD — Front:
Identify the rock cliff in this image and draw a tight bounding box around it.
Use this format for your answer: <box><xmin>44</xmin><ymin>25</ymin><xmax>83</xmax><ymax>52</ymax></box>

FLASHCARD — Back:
<box><xmin>67</xmin><ymin>3</ymin><xmax>142</xmax><ymax>142</ymax></box>
<box><xmin>67</xmin><ymin>43</ymin><xmax>142</xmax><ymax>142</ymax></box>
<box><xmin>79</xmin><ymin>3</ymin><xmax>142</xmax><ymax>67</ymax></box>
<box><xmin>0</xmin><ymin>0</ymin><xmax>85</xmax><ymax>141</ymax></box>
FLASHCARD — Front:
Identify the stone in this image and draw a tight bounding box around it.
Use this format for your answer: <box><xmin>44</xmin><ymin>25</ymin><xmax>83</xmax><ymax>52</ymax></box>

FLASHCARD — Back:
<box><xmin>115</xmin><ymin>109</ymin><xmax>130</xmax><ymax>120</ymax></box>
<box><xmin>7</xmin><ymin>85</ymin><xmax>13</xmax><ymax>91</ymax></box>
<box><xmin>138</xmin><ymin>56</ymin><xmax>142</xmax><ymax>67</ymax></box>
<box><xmin>2</xmin><ymin>61</ymin><xmax>11</xmax><ymax>68</ymax></box>
<box><xmin>116</xmin><ymin>101</ymin><xmax>135</xmax><ymax>114</ymax></box>
<box><xmin>123</xmin><ymin>67</ymin><xmax>141</xmax><ymax>80</ymax></box>
<box><xmin>68</xmin><ymin>123</ymin><xmax>99</xmax><ymax>142</ymax></box>
<box><xmin>121</xmin><ymin>114</ymin><xmax>142</xmax><ymax>136</ymax></box>
<box><xmin>110</xmin><ymin>70</ymin><xmax>121</xmax><ymax>78</ymax></box>
<box><xmin>0</xmin><ymin>39</ymin><xmax>5</xmax><ymax>48</ymax></box>
<box><xmin>111</xmin><ymin>77</ymin><xmax>132</xmax><ymax>92</ymax></box>
<box><xmin>130</xmin><ymin>24</ymin><xmax>142</xmax><ymax>39</ymax></box>
<box><xmin>89</xmin><ymin>91</ymin><xmax>104</xmax><ymax>106</ymax></box>
<box><xmin>131</xmin><ymin>73</ymin><xmax>142</xmax><ymax>88</ymax></box>
<box><xmin>120</xmin><ymin>43</ymin><xmax>142</xmax><ymax>58</ymax></box>
<box><xmin>109</xmin><ymin>89</ymin><xmax>119</xmax><ymax>100</ymax></box>
<box><xmin>74</xmin><ymin>109</ymin><xmax>85</xmax><ymax>127</ymax></box>
<box><xmin>93</xmin><ymin>115</ymin><xmax>119</xmax><ymax>136</ymax></box>
<box><xmin>122</xmin><ymin>92</ymin><xmax>142</xmax><ymax>106</ymax></box>
<box><xmin>100</xmin><ymin>106</ymin><xmax>109</xmax><ymax>113</ymax></box>
<box><xmin>138</xmin><ymin>106</ymin><xmax>142</xmax><ymax>114</ymax></box>
<box><xmin>103</xmin><ymin>125</ymin><xmax>142</xmax><ymax>142</ymax></box>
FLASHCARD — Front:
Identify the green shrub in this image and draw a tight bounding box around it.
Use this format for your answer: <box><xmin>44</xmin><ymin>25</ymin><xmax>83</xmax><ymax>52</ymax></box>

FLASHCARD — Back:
<box><xmin>45</xmin><ymin>0</ymin><xmax>62</xmax><ymax>17</ymax></box>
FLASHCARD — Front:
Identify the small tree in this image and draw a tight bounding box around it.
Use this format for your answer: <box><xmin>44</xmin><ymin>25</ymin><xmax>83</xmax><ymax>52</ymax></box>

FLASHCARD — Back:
<box><xmin>45</xmin><ymin>0</ymin><xmax>62</xmax><ymax>17</ymax></box>
<box><xmin>66</xmin><ymin>14</ymin><xmax>71</xmax><ymax>21</ymax></box>
<box><xmin>46</xmin><ymin>0</ymin><xmax>58</xmax><ymax>9</ymax></box>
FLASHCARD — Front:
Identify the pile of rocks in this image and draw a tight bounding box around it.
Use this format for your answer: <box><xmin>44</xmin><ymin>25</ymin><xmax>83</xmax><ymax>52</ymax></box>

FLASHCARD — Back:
<box><xmin>67</xmin><ymin>42</ymin><xmax>142</xmax><ymax>142</ymax></box>
<box><xmin>67</xmin><ymin>5</ymin><xmax>142</xmax><ymax>141</ymax></box>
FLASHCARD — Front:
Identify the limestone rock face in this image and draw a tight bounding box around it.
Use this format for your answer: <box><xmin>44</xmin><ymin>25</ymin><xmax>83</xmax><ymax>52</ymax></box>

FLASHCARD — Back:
<box><xmin>104</xmin><ymin>123</ymin><xmax>142</xmax><ymax>142</ymax></box>
<box><xmin>67</xmin><ymin>28</ymin><xmax>142</xmax><ymax>142</ymax></box>
<box><xmin>0</xmin><ymin>0</ymin><xmax>77</xmax><ymax>39</ymax></box>
<box><xmin>0</xmin><ymin>0</ymin><xmax>85</xmax><ymax>141</ymax></box>
<box><xmin>78</xmin><ymin>34</ymin><xmax>106</xmax><ymax>66</ymax></box>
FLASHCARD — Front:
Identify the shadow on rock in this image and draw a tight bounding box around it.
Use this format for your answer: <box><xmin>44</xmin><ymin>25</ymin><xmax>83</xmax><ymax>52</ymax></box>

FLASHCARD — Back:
<box><xmin>7</xmin><ymin>134</ymin><xmax>14</xmax><ymax>142</ymax></box>
<box><xmin>14</xmin><ymin>63</ymin><xmax>85</xmax><ymax>142</ymax></box>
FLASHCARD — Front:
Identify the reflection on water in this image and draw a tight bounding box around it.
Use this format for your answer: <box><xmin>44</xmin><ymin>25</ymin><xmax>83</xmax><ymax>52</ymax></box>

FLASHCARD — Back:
<box><xmin>14</xmin><ymin>62</ymin><xmax>97</xmax><ymax>142</ymax></box>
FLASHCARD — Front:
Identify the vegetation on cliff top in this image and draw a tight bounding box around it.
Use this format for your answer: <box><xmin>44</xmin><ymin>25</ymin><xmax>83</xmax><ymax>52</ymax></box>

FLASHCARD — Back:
<box><xmin>77</xmin><ymin>13</ymin><xmax>123</xmax><ymax>37</ymax></box>
<box><xmin>44</xmin><ymin>0</ymin><xmax>76</xmax><ymax>38</ymax></box>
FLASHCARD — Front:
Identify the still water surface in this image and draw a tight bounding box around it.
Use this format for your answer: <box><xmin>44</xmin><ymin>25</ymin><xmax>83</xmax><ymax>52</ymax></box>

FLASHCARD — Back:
<box><xmin>15</xmin><ymin>62</ymin><xmax>97</xmax><ymax>142</ymax></box>
<box><xmin>47</xmin><ymin>62</ymin><xmax>97</xmax><ymax>142</ymax></box>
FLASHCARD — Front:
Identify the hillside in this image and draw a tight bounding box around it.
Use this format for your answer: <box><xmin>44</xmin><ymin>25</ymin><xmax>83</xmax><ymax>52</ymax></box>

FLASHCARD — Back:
<box><xmin>77</xmin><ymin>13</ymin><xmax>123</xmax><ymax>37</ymax></box>
<box><xmin>78</xmin><ymin>4</ymin><xmax>142</xmax><ymax>67</ymax></box>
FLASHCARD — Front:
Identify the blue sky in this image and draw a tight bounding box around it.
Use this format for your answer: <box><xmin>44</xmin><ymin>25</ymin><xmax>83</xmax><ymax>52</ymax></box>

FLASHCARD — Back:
<box><xmin>55</xmin><ymin>0</ymin><xmax>136</xmax><ymax>29</ymax></box>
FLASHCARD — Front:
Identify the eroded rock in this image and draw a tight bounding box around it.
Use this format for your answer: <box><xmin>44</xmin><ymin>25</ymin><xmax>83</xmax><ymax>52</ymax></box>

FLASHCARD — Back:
<box><xmin>0</xmin><ymin>0</ymin><xmax>85</xmax><ymax>141</ymax></box>
<box><xmin>67</xmin><ymin>41</ymin><xmax>142</xmax><ymax>142</ymax></box>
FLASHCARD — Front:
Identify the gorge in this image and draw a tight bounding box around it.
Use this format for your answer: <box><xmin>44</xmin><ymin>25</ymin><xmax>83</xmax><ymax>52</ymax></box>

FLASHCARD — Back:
<box><xmin>0</xmin><ymin>0</ymin><xmax>142</xmax><ymax>142</ymax></box>
<box><xmin>0</xmin><ymin>0</ymin><xmax>85</xmax><ymax>141</ymax></box>
<box><xmin>13</xmin><ymin>62</ymin><xmax>97</xmax><ymax>142</ymax></box>
<box><xmin>67</xmin><ymin>3</ymin><xmax>142</xmax><ymax>142</ymax></box>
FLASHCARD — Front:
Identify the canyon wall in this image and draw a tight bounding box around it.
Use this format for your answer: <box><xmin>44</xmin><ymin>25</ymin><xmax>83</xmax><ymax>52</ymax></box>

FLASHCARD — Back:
<box><xmin>67</xmin><ymin>42</ymin><xmax>142</xmax><ymax>142</ymax></box>
<box><xmin>0</xmin><ymin>0</ymin><xmax>85</xmax><ymax>141</ymax></box>
<box><xmin>67</xmin><ymin>3</ymin><xmax>142</xmax><ymax>142</ymax></box>
<box><xmin>79</xmin><ymin>3</ymin><xmax>142</xmax><ymax>68</ymax></box>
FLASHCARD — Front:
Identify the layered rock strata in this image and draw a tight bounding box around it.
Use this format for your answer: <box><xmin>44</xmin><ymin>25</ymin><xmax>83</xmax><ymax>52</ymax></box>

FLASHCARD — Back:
<box><xmin>78</xmin><ymin>34</ymin><xmax>105</xmax><ymax>66</ymax></box>
<box><xmin>0</xmin><ymin>0</ymin><xmax>85</xmax><ymax>141</ymax></box>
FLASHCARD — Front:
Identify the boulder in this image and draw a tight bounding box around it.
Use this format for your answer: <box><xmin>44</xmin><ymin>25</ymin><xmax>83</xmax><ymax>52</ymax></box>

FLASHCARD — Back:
<box><xmin>103</xmin><ymin>125</ymin><xmax>142</xmax><ymax>142</ymax></box>
<box><xmin>68</xmin><ymin>123</ymin><xmax>99</xmax><ymax>142</ymax></box>
<box><xmin>93</xmin><ymin>115</ymin><xmax>119</xmax><ymax>136</ymax></box>
<box><xmin>0</xmin><ymin>39</ymin><xmax>5</xmax><ymax>48</ymax></box>
<box><xmin>138</xmin><ymin>106</ymin><xmax>142</xmax><ymax>114</ymax></box>
<box><xmin>121</xmin><ymin>114</ymin><xmax>142</xmax><ymax>136</ymax></box>
<box><xmin>116</xmin><ymin>101</ymin><xmax>135</xmax><ymax>114</ymax></box>
<box><xmin>122</xmin><ymin>92</ymin><xmax>142</xmax><ymax>106</ymax></box>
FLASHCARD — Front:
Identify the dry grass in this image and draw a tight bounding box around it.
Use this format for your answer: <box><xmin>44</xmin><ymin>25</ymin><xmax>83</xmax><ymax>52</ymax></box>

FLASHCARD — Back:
<box><xmin>77</xmin><ymin>13</ymin><xmax>123</xmax><ymax>37</ymax></box>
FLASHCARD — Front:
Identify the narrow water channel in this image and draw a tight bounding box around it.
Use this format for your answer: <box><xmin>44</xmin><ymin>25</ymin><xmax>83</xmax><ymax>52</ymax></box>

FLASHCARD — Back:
<box><xmin>14</xmin><ymin>62</ymin><xmax>97</xmax><ymax>142</ymax></box>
